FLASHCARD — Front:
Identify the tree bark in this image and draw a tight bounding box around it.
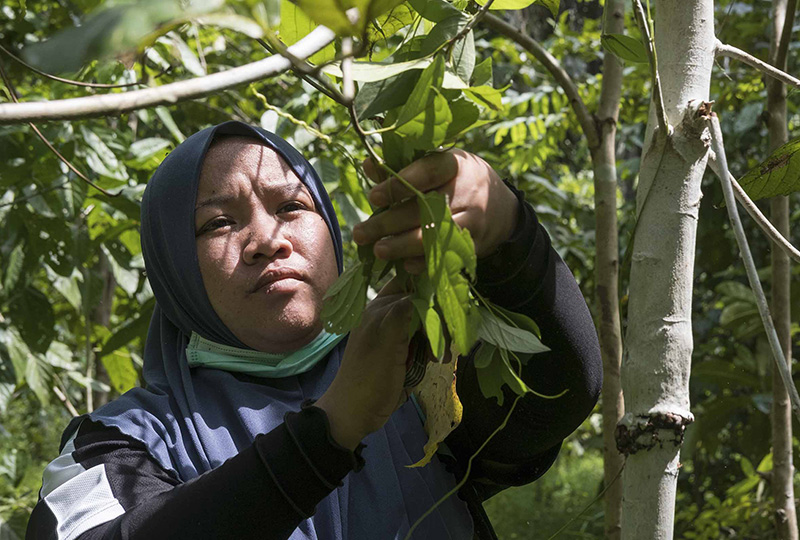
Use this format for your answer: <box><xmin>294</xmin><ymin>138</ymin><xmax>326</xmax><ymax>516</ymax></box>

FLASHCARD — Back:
<box><xmin>593</xmin><ymin>0</ymin><xmax>625</xmax><ymax>538</ymax></box>
<box><xmin>768</xmin><ymin>0</ymin><xmax>798</xmax><ymax>535</ymax></box>
<box><xmin>0</xmin><ymin>27</ymin><xmax>335</xmax><ymax>124</ymax></box>
<box><xmin>617</xmin><ymin>1</ymin><xmax>715</xmax><ymax>538</ymax></box>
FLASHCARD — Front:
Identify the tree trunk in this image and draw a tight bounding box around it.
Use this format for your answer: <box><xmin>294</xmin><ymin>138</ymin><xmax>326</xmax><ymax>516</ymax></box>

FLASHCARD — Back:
<box><xmin>768</xmin><ymin>0</ymin><xmax>798</xmax><ymax>535</ymax></box>
<box><xmin>617</xmin><ymin>1</ymin><xmax>715</xmax><ymax>538</ymax></box>
<box><xmin>593</xmin><ymin>0</ymin><xmax>625</xmax><ymax>537</ymax></box>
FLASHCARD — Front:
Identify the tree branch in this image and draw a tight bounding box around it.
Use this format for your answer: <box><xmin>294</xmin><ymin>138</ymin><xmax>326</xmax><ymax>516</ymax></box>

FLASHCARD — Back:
<box><xmin>481</xmin><ymin>13</ymin><xmax>600</xmax><ymax>149</ymax></box>
<box><xmin>632</xmin><ymin>0</ymin><xmax>669</xmax><ymax>134</ymax></box>
<box><xmin>0</xmin><ymin>26</ymin><xmax>336</xmax><ymax>124</ymax></box>
<box><xmin>774</xmin><ymin>0</ymin><xmax>797</xmax><ymax>69</ymax></box>
<box><xmin>715</xmin><ymin>39</ymin><xmax>800</xmax><ymax>89</ymax></box>
<box><xmin>707</xmin><ymin>154</ymin><xmax>800</xmax><ymax>263</ymax></box>
<box><xmin>0</xmin><ymin>43</ymin><xmax>171</xmax><ymax>89</ymax></box>
<box><xmin>708</xmin><ymin>114</ymin><xmax>800</xmax><ymax>423</ymax></box>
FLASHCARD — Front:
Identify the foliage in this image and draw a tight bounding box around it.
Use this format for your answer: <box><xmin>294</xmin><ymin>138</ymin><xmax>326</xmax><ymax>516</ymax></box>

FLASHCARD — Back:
<box><xmin>0</xmin><ymin>0</ymin><xmax>798</xmax><ymax>537</ymax></box>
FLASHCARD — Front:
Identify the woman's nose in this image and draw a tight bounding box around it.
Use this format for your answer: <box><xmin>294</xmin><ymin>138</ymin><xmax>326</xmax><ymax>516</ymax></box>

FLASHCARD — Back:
<box><xmin>241</xmin><ymin>216</ymin><xmax>293</xmax><ymax>265</ymax></box>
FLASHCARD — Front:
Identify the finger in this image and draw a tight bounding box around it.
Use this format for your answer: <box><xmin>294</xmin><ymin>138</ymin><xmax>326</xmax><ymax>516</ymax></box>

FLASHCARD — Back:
<box><xmin>362</xmin><ymin>158</ymin><xmax>387</xmax><ymax>183</ymax></box>
<box><xmin>352</xmin><ymin>198</ymin><xmax>420</xmax><ymax>245</ymax></box>
<box><xmin>376</xmin><ymin>275</ymin><xmax>408</xmax><ymax>298</ymax></box>
<box><xmin>403</xmin><ymin>257</ymin><xmax>426</xmax><ymax>275</ymax></box>
<box><xmin>374</xmin><ymin>228</ymin><xmax>424</xmax><ymax>261</ymax></box>
<box><xmin>368</xmin><ymin>151</ymin><xmax>459</xmax><ymax>207</ymax></box>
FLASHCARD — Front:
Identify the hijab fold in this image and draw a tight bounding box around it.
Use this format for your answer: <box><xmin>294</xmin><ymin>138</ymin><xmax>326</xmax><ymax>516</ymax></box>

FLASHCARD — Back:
<box><xmin>79</xmin><ymin>121</ymin><xmax>472</xmax><ymax>539</ymax></box>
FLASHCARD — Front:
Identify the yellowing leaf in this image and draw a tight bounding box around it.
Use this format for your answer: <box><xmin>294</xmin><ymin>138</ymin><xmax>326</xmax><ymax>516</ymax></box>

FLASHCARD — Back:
<box><xmin>408</xmin><ymin>355</ymin><xmax>462</xmax><ymax>468</ymax></box>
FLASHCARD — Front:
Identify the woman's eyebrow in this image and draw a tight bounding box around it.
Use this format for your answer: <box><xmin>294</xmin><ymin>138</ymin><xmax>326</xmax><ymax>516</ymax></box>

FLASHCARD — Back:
<box><xmin>195</xmin><ymin>193</ymin><xmax>236</xmax><ymax>211</ymax></box>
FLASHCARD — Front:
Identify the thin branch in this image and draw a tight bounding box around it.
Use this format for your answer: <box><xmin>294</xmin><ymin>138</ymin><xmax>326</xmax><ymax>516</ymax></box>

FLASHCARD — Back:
<box><xmin>52</xmin><ymin>384</ymin><xmax>80</xmax><ymax>417</ymax></box>
<box><xmin>0</xmin><ymin>43</ymin><xmax>166</xmax><ymax>89</ymax></box>
<box><xmin>448</xmin><ymin>0</ymin><xmax>495</xmax><ymax>50</ymax></box>
<box><xmin>708</xmin><ymin>114</ymin><xmax>800</xmax><ymax>423</ymax></box>
<box><xmin>261</xmin><ymin>32</ymin><xmax>349</xmax><ymax>106</ymax></box>
<box><xmin>715</xmin><ymin>40</ymin><xmax>800</xmax><ymax>89</ymax></box>
<box><xmin>0</xmin><ymin>26</ymin><xmax>336</xmax><ymax>124</ymax></box>
<box><xmin>341</xmin><ymin>37</ymin><xmax>355</xmax><ymax>102</ymax></box>
<box><xmin>250</xmin><ymin>86</ymin><xmax>332</xmax><ymax>143</ymax></box>
<box><xmin>0</xmin><ymin>60</ymin><xmax>118</xmax><ymax>196</ymax></box>
<box><xmin>774</xmin><ymin>0</ymin><xmax>797</xmax><ymax>69</ymax></box>
<box><xmin>632</xmin><ymin>0</ymin><xmax>669</xmax><ymax>134</ymax></box>
<box><xmin>707</xmin><ymin>154</ymin><xmax>800</xmax><ymax>264</ymax></box>
<box><xmin>255</xmin><ymin>38</ymin><xmax>339</xmax><ymax>102</ymax></box>
<box><xmin>482</xmin><ymin>14</ymin><xmax>600</xmax><ymax>149</ymax></box>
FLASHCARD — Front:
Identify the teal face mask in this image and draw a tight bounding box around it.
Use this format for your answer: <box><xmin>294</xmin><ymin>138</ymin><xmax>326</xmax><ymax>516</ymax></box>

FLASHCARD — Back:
<box><xmin>186</xmin><ymin>331</ymin><xmax>346</xmax><ymax>378</ymax></box>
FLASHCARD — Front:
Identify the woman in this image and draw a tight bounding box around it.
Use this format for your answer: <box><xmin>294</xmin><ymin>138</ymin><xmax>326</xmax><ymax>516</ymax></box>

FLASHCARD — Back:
<box><xmin>27</xmin><ymin>121</ymin><xmax>601</xmax><ymax>540</ymax></box>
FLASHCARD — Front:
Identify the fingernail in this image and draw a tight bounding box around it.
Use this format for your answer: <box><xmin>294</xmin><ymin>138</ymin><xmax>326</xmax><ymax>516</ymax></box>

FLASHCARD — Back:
<box><xmin>352</xmin><ymin>224</ymin><xmax>367</xmax><ymax>244</ymax></box>
<box><xmin>370</xmin><ymin>189</ymin><xmax>388</xmax><ymax>207</ymax></box>
<box><xmin>374</xmin><ymin>241</ymin><xmax>389</xmax><ymax>259</ymax></box>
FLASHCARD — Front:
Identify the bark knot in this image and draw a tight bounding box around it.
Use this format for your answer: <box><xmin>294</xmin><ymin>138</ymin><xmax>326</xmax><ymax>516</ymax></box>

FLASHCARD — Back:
<box><xmin>614</xmin><ymin>412</ymin><xmax>693</xmax><ymax>456</ymax></box>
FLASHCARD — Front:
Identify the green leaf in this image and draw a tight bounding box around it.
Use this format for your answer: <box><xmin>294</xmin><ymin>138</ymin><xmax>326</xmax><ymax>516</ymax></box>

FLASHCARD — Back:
<box><xmin>477</xmin><ymin>307</ymin><xmax>549</xmax><ymax>353</ymax></box>
<box><xmin>396</xmin><ymin>89</ymin><xmax>453</xmax><ymax>149</ymax></box>
<box><xmin>451</xmin><ymin>30</ymin><xmax>475</xmax><ymax>84</ymax></box>
<box><xmin>396</xmin><ymin>55</ymin><xmax>445</xmax><ymax>127</ymax></box>
<box><xmin>195</xmin><ymin>13</ymin><xmax>265</xmax><ymax>38</ymax></box>
<box><xmin>463</xmin><ymin>85</ymin><xmax>503</xmax><ymax>110</ymax></box>
<box><xmin>355</xmin><ymin>72</ymin><xmax>420</xmax><ymax>119</ymax></box>
<box><xmin>9</xmin><ymin>287</ymin><xmax>55</xmax><ymax>355</ymax></box>
<box><xmin>323</xmin><ymin>57</ymin><xmax>467</xmax><ymax>88</ymax></box>
<box><xmin>22</xmin><ymin>0</ymin><xmax>223</xmax><ymax>73</ymax></box>
<box><xmin>3</xmin><ymin>243</ymin><xmax>25</xmax><ymax>292</ymax></box>
<box><xmin>601</xmin><ymin>34</ymin><xmax>649</xmax><ymax>64</ymax></box>
<box><xmin>420</xmin><ymin>14</ymin><xmax>470</xmax><ymax>57</ymax></box>
<box><xmin>476</xmin><ymin>0</ymin><xmax>559</xmax><ymax>16</ymax></box>
<box><xmin>408</xmin><ymin>0</ymin><xmax>463</xmax><ymax>22</ymax></box>
<box><xmin>475</xmin><ymin>344</ymin><xmax>528</xmax><ymax>405</ymax></box>
<box><xmin>126</xmin><ymin>138</ymin><xmax>173</xmax><ymax>171</ymax></box>
<box><xmin>739</xmin><ymin>136</ymin><xmax>800</xmax><ymax>201</ymax></box>
<box><xmin>279</xmin><ymin>0</ymin><xmax>335</xmax><ymax>63</ymax></box>
<box><xmin>445</xmin><ymin>96</ymin><xmax>481</xmax><ymax>140</ymax></box>
<box><xmin>471</xmin><ymin>56</ymin><xmax>492</xmax><ymax>87</ymax></box>
<box><xmin>102</xmin><ymin>350</ymin><xmax>139</xmax><ymax>394</ymax></box>
<box><xmin>412</xmin><ymin>299</ymin><xmax>445</xmax><ymax>358</ymax></box>
<box><xmin>100</xmin><ymin>298</ymin><xmax>155</xmax><ymax>358</ymax></box>
<box><xmin>81</xmin><ymin>126</ymin><xmax>129</xmax><ymax>182</ymax></box>
<box><xmin>367</xmin><ymin>3</ymin><xmax>416</xmax><ymax>41</ymax></box>
<box><xmin>418</xmin><ymin>192</ymin><xmax>479</xmax><ymax>355</ymax></box>
<box><xmin>295</xmin><ymin>0</ymin><xmax>353</xmax><ymax>35</ymax></box>
<box><xmin>321</xmin><ymin>262</ymin><xmax>369</xmax><ymax>333</ymax></box>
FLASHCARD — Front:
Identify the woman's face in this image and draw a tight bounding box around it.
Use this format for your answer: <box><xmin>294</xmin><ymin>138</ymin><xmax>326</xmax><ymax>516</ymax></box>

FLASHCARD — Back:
<box><xmin>194</xmin><ymin>137</ymin><xmax>338</xmax><ymax>353</ymax></box>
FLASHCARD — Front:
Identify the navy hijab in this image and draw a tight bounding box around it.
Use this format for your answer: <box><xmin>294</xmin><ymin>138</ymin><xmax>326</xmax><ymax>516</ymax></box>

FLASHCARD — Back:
<box><xmin>82</xmin><ymin>121</ymin><xmax>473</xmax><ymax>539</ymax></box>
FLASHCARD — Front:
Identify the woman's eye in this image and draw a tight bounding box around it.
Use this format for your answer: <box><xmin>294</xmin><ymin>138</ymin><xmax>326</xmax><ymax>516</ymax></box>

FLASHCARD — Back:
<box><xmin>198</xmin><ymin>217</ymin><xmax>233</xmax><ymax>235</ymax></box>
<box><xmin>278</xmin><ymin>201</ymin><xmax>309</xmax><ymax>214</ymax></box>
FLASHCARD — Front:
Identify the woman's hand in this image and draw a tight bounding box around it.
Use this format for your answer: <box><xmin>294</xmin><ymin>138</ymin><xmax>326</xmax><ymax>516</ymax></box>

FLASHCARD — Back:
<box><xmin>315</xmin><ymin>279</ymin><xmax>413</xmax><ymax>450</ymax></box>
<box><xmin>352</xmin><ymin>149</ymin><xmax>519</xmax><ymax>273</ymax></box>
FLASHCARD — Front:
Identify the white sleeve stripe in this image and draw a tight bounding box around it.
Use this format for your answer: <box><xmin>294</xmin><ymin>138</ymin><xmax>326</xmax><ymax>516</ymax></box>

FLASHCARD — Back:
<box><xmin>40</xmin><ymin>427</ymin><xmax>83</xmax><ymax>499</ymax></box>
<box><xmin>44</xmin><ymin>464</ymin><xmax>125</xmax><ymax>540</ymax></box>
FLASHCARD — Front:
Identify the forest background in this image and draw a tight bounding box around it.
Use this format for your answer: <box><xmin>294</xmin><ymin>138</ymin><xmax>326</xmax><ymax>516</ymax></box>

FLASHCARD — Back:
<box><xmin>0</xmin><ymin>0</ymin><xmax>795</xmax><ymax>538</ymax></box>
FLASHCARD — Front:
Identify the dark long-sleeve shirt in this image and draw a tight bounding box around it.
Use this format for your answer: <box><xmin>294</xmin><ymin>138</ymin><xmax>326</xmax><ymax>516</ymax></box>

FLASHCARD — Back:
<box><xmin>26</xmin><ymin>188</ymin><xmax>602</xmax><ymax>540</ymax></box>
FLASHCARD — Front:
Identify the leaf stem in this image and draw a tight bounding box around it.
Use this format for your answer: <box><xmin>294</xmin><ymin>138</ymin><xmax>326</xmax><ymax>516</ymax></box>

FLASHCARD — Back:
<box><xmin>403</xmin><ymin>393</ymin><xmax>523</xmax><ymax>540</ymax></box>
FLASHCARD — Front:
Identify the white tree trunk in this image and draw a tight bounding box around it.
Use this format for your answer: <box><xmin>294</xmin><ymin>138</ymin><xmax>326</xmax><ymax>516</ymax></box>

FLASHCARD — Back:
<box><xmin>618</xmin><ymin>1</ymin><xmax>715</xmax><ymax>538</ymax></box>
<box><xmin>594</xmin><ymin>1</ymin><xmax>625</xmax><ymax>538</ymax></box>
<box><xmin>768</xmin><ymin>0</ymin><xmax>798</xmax><ymax>535</ymax></box>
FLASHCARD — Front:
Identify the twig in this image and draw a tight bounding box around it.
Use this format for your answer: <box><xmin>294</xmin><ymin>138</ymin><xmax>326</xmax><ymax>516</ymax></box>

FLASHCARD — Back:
<box><xmin>707</xmin><ymin>154</ymin><xmax>800</xmax><ymax>264</ymax></box>
<box><xmin>261</xmin><ymin>32</ymin><xmax>349</xmax><ymax>106</ymax></box>
<box><xmin>632</xmin><ymin>0</ymin><xmax>669</xmax><ymax>134</ymax></box>
<box><xmin>52</xmin><ymin>383</ymin><xmax>80</xmax><ymax>417</ymax></box>
<box><xmin>250</xmin><ymin>86</ymin><xmax>332</xmax><ymax>143</ymax></box>
<box><xmin>444</xmin><ymin>0</ymin><xmax>495</xmax><ymax>55</ymax></box>
<box><xmin>0</xmin><ymin>59</ymin><xmax>118</xmax><ymax>197</ymax></box>
<box><xmin>0</xmin><ymin>43</ymin><xmax>168</xmax><ymax>89</ymax></box>
<box><xmin>708</xmin><ymin>114</ymin><xmax>800</xmax><ymax>424</ymax></box>
<box><xmin>0</xmin><ymin>26</ymin><xmax>336</xmax><ymax>124</ymax></box>
<box><xmin>715</xmin><ymin>40</ymin><xmax>800</xmax><ymax>89</ymax></box>
<box><xmin>255</xmin><ymin>38</ymin><xmax>339</xmax><ymax>102</ymax></box>
<box><xmin>482</xmin><ymin>14</ymin><xmax>599</xmax><ymax>150</ymax></box>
